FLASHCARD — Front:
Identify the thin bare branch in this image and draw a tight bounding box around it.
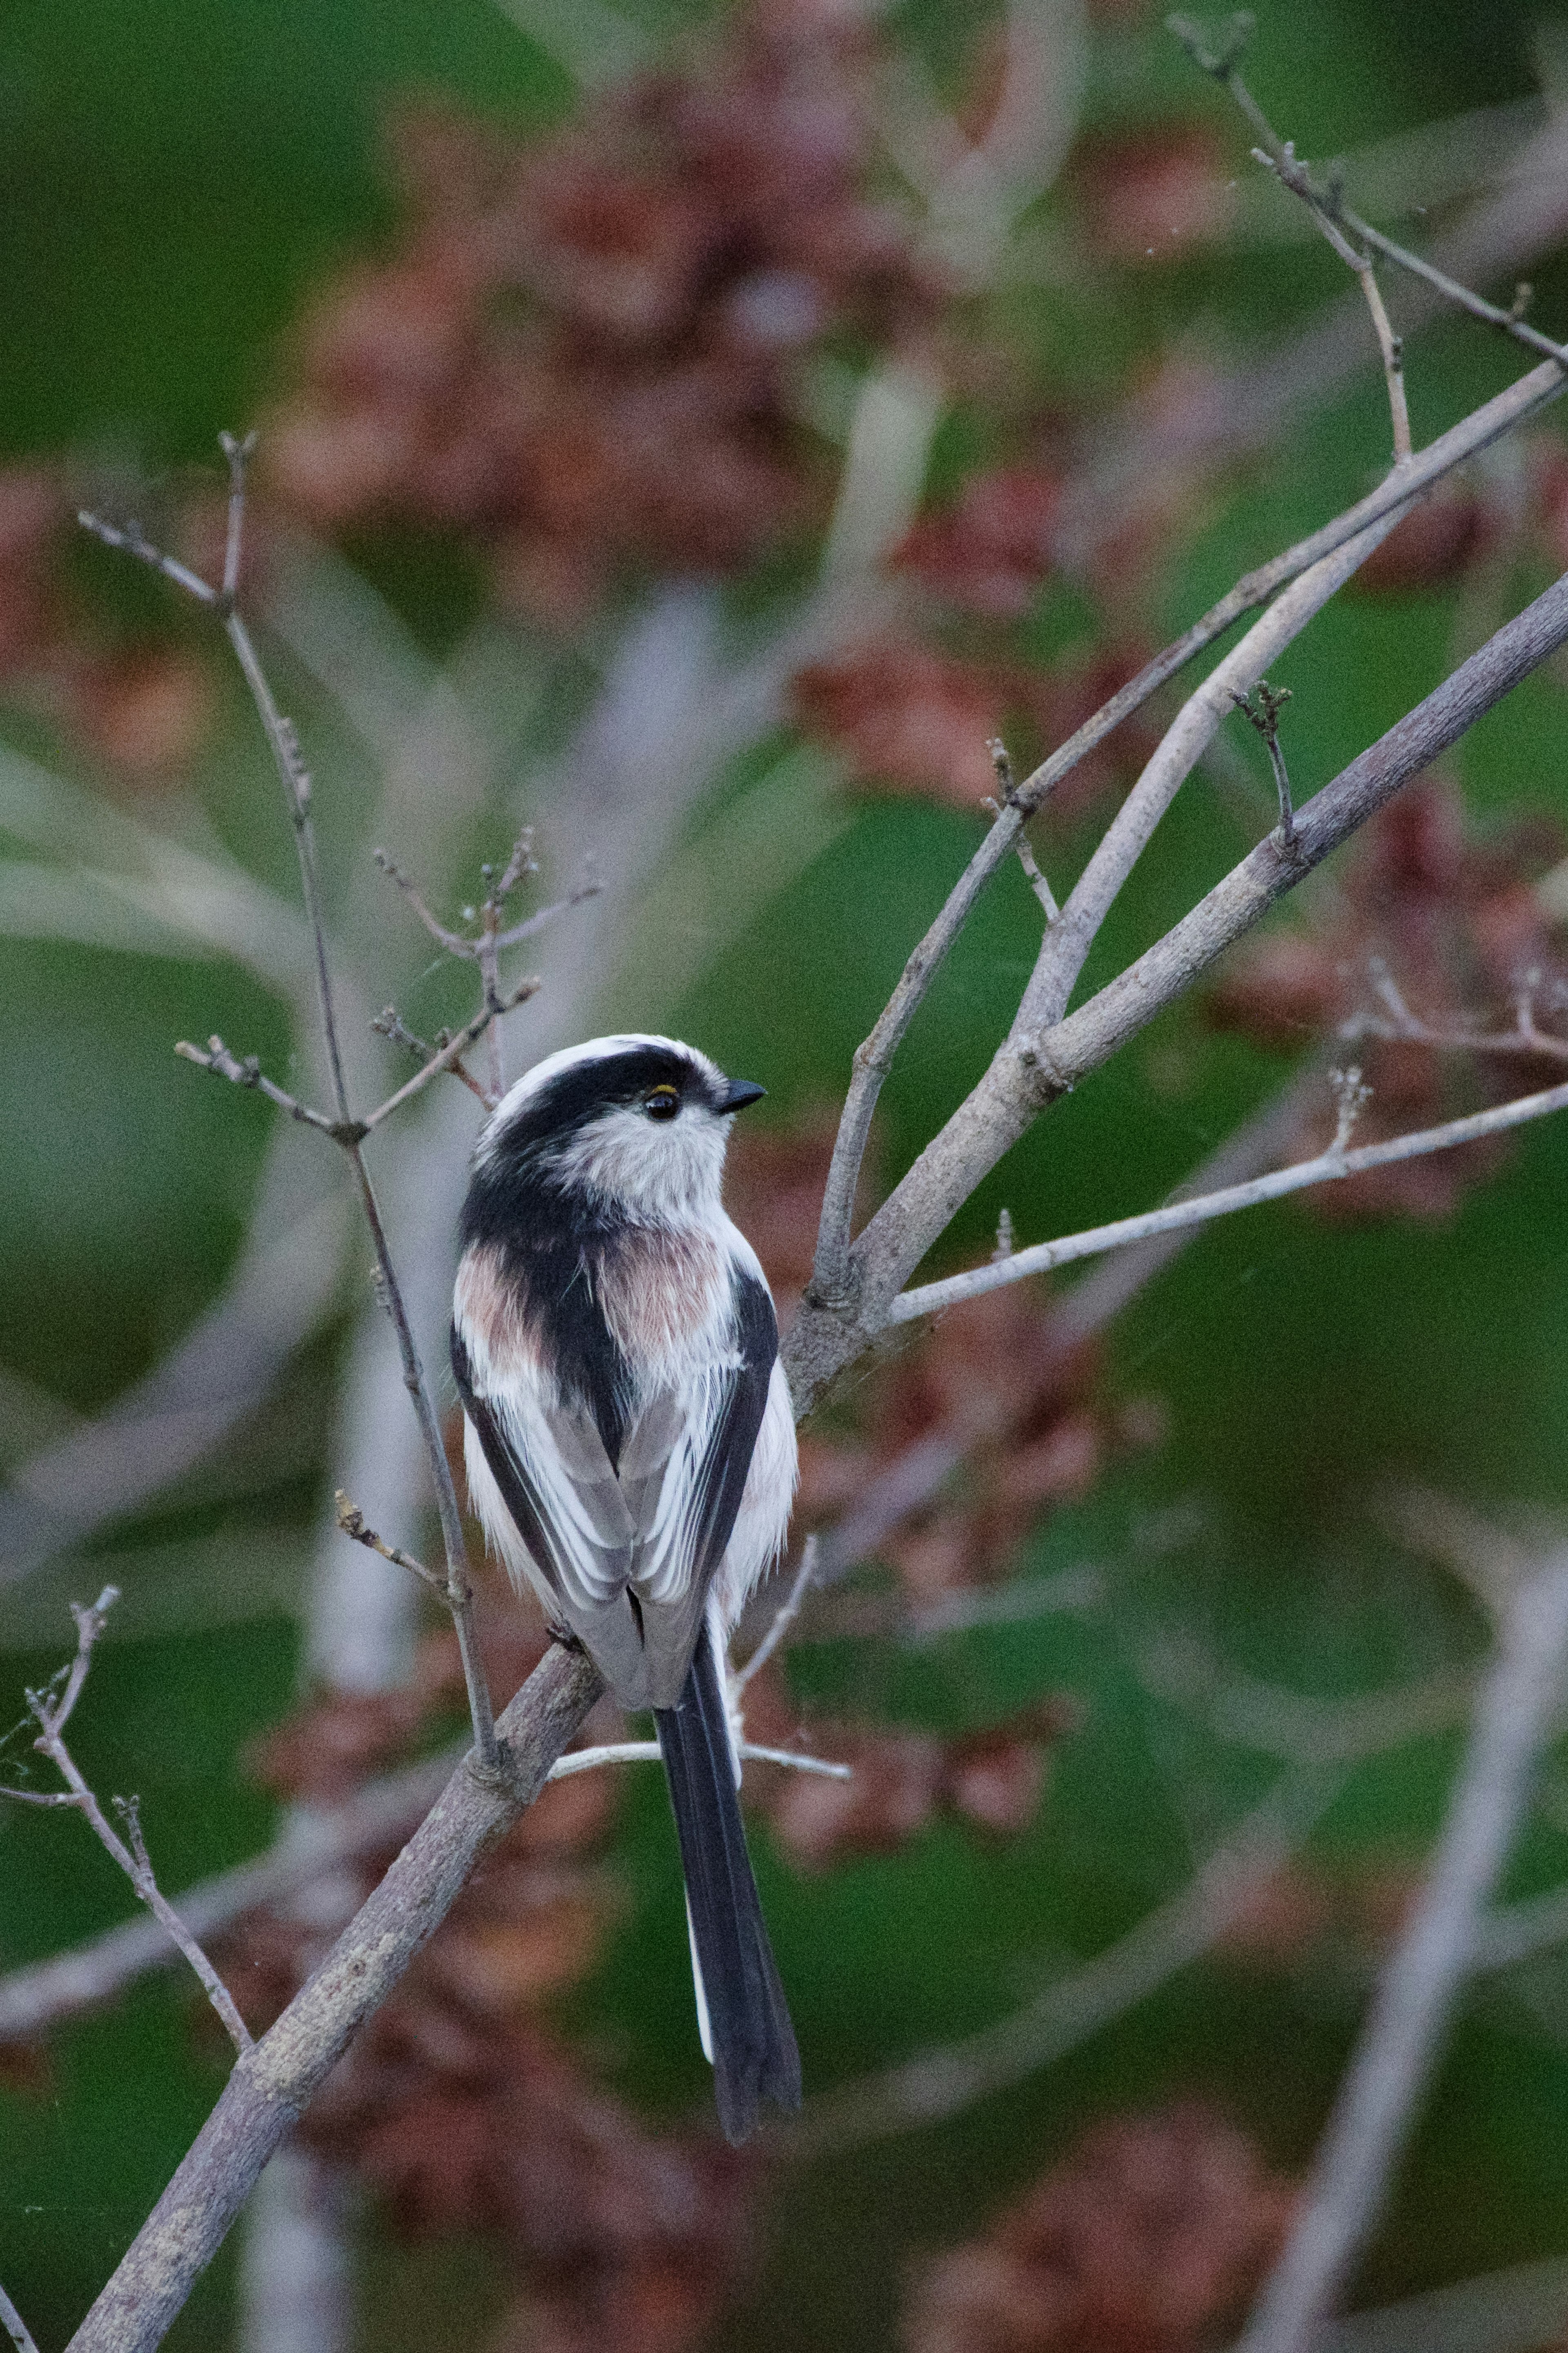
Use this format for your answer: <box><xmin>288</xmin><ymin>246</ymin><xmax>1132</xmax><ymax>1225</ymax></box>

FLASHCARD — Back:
<box><xmin>1235</xmin><ymin>1545</ymin><xmax>1568</xmax><ymax>2353</ymax></box>
<box><xmin>369</xmin><ymin>1006</ymin><xmax>490</xmax><ymax>1104</ymax></box>
<box><xmin>1247</xmin><ymin>139</ymin><xmax>1413</xmax><ymax>465</ymax></box>
<box><xmin>334</xmin><ymin>1490</ymin><xmax>449</xmax><ymax>1600</ymax></box>
<box><xmin>358</xmin><ymin>975</ymin><xmax>540</xmax><ymax>1133</ymax></box>
<box><xmin>8</xmin><ymin>1590</ymin><xmax>254</xmax><ymax>2055</ymax></box>
<box><xmin>492</xmin><ymin>870</ymin><xmax>602</xmax><ymax>950</ymax></box>
<box><xmin>1211</xmin><ymin>47</ymin><xmax>1568</xmax><ymax>373</ymax></box>
<box><xmin>77</xmin><ymin>509</ymin><xmax>219</xmax><ymax>607</ymax></box>
<box><xmin>174</xmin><ymin>1035</ymin><xmax>348</xmax><ymax>1140</ymax></box>
<box><xmin>887</xmin><ymin>1074</ymin><xmax>1568</xmax><ymax>1323</ymax></box>
<box><xmin>546</xmin><ymin>1735</ymin><xmax>850</xmax><ymax>1782</ymax></box>
<box><xmin>372</xmin><ymin>845</ymin><xmax>471</xmax><ymax>957</ymax></box>
<box><xmin>218</xmin><ymin>429</ymin><xmax>256</xmax><ymax>603</ymax></box>
<box><xmin>82</xmin><ymin>444</ymin><xmax>502</xmax><ymax>1769</ymax></box>
<box><xmin>0</xmin><ymin>1743</ymin><xmax>464</xmax><ymax>2044</ymax></box>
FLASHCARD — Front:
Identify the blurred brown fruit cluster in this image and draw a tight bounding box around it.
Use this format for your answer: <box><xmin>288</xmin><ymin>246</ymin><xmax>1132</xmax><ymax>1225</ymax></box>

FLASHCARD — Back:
<box><xmin>0</xmin><ymin>467</ymin><xmax>212</xmax><ymax>782</ymax></box>
<box><xmin>264</xmin><ymin>0</ymin><xmax>941</xmax><ymax>626</ymax></box>
<box><xmin>742</xmin><ymin>1664</ymin><xmax>1076</xmax><ymax>1869</ymax></box>
<box><xmin>904</xmin><ymin>2105</ymin><xmax>1297</xmax><ymax>2353</ymax></box>
<box><xmin>1209</xmin><ymin>776</ymin><xmax>1568</xmax><ymax>1217</ymax></box>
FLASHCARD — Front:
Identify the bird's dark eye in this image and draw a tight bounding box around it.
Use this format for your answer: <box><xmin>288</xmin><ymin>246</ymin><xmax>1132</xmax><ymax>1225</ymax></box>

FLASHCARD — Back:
<box><xmin>644</xmin><ymin>1087</ymin><xmax>680</xmax><ymax>1121</ymax></box>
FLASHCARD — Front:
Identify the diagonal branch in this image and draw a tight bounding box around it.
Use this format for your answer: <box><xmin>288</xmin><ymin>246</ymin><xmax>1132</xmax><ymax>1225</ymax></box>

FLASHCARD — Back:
<box><xmin>803</xmin><ymin>354</ymin><xmax>1566</xmax><ymax>1311</ymax></box>
<box><xmin>0</xmin><ymin>2283</ymin><xmax>38</xmax><ymax>2353</ymax></box>
<box><xmin>1234</xmin><ymin>1542</ymin><xmax>1568</xmax><ymax>2353</ymax></box>
<box><xmin>785</xmin><ymin>564</ymin><xmax>1568</xmax><ymax>1414</ymax></box>
<box><xmin>62</xmin><ymin>1642</ymin><xmax>604</xmax><ymax>2353</ymax></box>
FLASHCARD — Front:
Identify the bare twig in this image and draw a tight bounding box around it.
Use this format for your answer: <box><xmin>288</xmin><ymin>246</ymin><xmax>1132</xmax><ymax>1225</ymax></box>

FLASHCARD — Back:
<box><xmin>800</xmin><ymin>355</ymin><xmax>1567</xmax><ymax>1318</ymax></box>
<box><xmin>1234</xmin><ymin>1545</ymin><xmax>1568</xmax><ymax>2353</ymax></box>
<box><xmin>1229</xmin><ymin>677</ymin><xmax>1296</xmax><ymax>837</ymax></box>
<box><xmin>886</xmin><ymin>1073</ymin><xmax>1568</xmax><ymax>1323</ymax></box>
<box><xmin>334</xmin><ymin>1491</ymin><xmax>450</xmax><ymax>1600</ymax></box>
<box><xmin>0</xmin><ymin>1742</ymin><xmax>465</xmax><ymax>2044</ymax></box>
<box><xmin>0</xmin><ymin>2282</ymin><xmax>39</xmax><ymax>2353</ymax></box>
<box><xmin>1247</xmin><ymin>140</ymin><xmax>1412</xmax><ymax>465</ymax></box>
<box><xmin>1207</xmin><ymin>38</ymin><xmax>1568</xmax><ymax>375</ymax></box>
<box><xmin>82</xmin><ymin>440</ymin><xmax>503</xmax><ymax>1770</ymax></box>
<box><xmin>369</xmin><ymin>1006</ymin><xmax>490</xmax><ymax>1104</ymax></box>
<box><xmin>1</xmin><ymin>1590</ymin><xmax>252</xmax><ymax>2054</ymax></box>
<box><xmin>987</xmin><ymin>739</ymin><xmax>1059</xmax><ymax>919</ymax></box>
<box><xmin>174</xmin><ymin>1035</ymin><xmax>347</xmax><ymax>1139</ymax></box>
<box><xmin>546</xmin><ymin>1735</ymin><xmax>850</xmax><ymax>1782</ymax></box>
<box><xmin>359</xmin><ymin>977</ymin><xmax>539</xmax><ymax>1134</ymax></box>
<box><xmin>788</xmin><ymin>1767</ymin><xmax>1341</xmax><ymax>2156</ymax></box>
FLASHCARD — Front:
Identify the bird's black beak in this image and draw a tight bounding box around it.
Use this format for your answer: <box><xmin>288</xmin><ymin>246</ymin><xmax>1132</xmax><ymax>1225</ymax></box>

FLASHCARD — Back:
<box><xmin>719</xmin><ymin>1078</ymin><xmax>767</xmax><ymax>1114</ymax></box>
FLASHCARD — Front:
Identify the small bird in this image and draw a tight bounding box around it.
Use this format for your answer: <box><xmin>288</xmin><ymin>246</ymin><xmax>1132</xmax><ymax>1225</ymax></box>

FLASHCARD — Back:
<box><xmin>450</xmin><ymin>1032</ymin><xmax>801</xmax><ymax>2142</ymax></box>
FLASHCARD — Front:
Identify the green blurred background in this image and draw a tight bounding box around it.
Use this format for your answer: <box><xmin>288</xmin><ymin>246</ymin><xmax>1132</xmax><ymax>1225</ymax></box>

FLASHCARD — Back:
<box><xmin>7</xmin><ymin>0</ymin><xmax>1568</xmax><ymax>2346</ymax></box>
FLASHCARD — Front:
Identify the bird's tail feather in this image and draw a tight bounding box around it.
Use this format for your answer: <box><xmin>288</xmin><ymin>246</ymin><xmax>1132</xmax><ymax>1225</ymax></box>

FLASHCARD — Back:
<box><xmin>655</xmin><ymin>1621</ymin><xmax>801</xmax><ymax>2144</ymax></box>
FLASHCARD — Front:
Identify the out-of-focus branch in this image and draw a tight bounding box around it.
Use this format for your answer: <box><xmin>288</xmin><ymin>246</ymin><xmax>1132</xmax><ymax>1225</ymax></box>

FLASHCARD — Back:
<box><xmin>62</xmin><ymin>1642</ymin><xmax>604</xmax><ymax>2353</ymax></box>
<box><xmin>1234</xmin><ymin>1543</ymin><xmax>1568</xmax><ymax>2353</ymax></box>
<box><xmin>788</xmin><ymin>1767</ymin><xmax>1341</xmax><ymax>2157</ymax></box>
<box><xmin>0</xmin><ymin>1589</ymin><xmax>251</xmax><ymax>2055</ymax></box>
<box><xmin>1317</xmin><ymin>2253</ymin><xmax>1568</xmax><ymax>2353</ymax></box>
<box><xmin>802</xmin><ymin>355</ymin><xmax>1565</xmax><ymax>1316</ymax></box>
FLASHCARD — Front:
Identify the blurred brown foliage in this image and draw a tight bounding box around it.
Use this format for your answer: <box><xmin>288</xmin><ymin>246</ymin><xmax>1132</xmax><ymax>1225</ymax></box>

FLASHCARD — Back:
<box><xmin>0</xmin><ymin>467</ymin><xmax>212</xmax><ymax>782</ymax></box>
<box><xmin>904</xmin><ymin>2105</ymin><xmax>1298</xmax><ymax>2353</ymax></box>
<box><xmin>741</xmin><ymin>1663</ymin><xmax>1077</xmax><ymax>1868</ymax></box>
<box><xmin>264</xmin><ymin>0</ymin><xmax>942</xmax><ymax>627</ymax></box>
<box><xmin>1209</xmin><ymin>776</ymin><xmax>1568</xmax><ymax>1216</ymax></box>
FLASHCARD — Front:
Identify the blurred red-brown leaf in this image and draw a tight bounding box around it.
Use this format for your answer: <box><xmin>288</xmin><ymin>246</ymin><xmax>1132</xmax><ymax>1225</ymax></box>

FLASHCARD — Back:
<box><xmin>904</xmin><ymin>2105</ymin><xmax>1297</xmax><ymax>2353</ymax></box>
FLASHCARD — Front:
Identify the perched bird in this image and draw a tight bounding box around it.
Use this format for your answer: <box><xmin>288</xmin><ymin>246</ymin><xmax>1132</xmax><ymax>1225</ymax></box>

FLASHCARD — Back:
<box><xmin>450</xmin><ymin>1033</ymin><xmax>800</xmax><ymax>2142</ymax></box>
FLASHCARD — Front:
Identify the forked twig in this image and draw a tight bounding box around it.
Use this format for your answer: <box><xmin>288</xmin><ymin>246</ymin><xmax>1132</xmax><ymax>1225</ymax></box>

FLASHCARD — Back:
<box><xmin>800</xmin><ymin>358</ymin><xmax>1567</xmax><ymax>1324</ymax></box>
<box><xmin>82</xmin><ymin>440</ymin><xmax>503</xmax><ymax>1771</ymax></box>
<box><xmin>0</xmin><ymin>1590</ymin><xmax>252</xmax><ymax>2054</ymax></box>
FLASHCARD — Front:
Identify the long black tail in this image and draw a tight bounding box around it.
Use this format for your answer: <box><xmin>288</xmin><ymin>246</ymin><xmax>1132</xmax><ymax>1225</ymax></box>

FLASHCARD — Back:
<box><xmin>654</xmin><ymin>1621</ymin><xmax>801</xmax><ymax>2143</ymax></box>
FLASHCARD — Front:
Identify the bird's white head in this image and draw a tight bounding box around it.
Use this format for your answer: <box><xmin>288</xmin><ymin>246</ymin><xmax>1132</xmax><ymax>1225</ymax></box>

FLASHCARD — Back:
<box><xmin>473</xmin><ymin>1033</ymin><xmax>766</xmax><ymax>1224</ymax></box>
